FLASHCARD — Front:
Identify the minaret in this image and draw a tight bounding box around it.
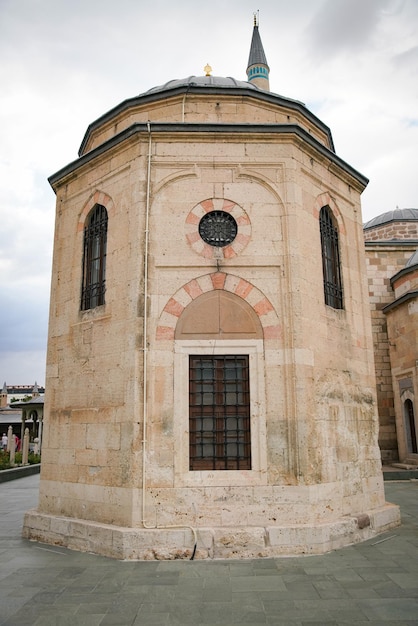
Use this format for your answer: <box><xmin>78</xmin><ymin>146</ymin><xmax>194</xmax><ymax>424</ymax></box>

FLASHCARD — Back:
<box><xmin>1</xmin><ymin>382</ymin><xmax>7</xmax><ymax>408</ymax></box>
<box><xmin>246</xmin><ymin>12</ymin><xmax>270</xmax><ymax>91</ymax></box>
<box><xmin>32</xmin><ymin>381</ymin><xmax>40</xmax><ymax>398</ymax></box>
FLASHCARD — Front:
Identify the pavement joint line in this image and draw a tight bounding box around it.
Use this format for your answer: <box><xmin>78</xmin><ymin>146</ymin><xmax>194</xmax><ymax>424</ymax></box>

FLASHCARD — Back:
<box><xmin>370</xmin><ymin>534</ymin><xmax>398</xmax><ymax>545</ymax></box>
<box><xmin>33</xmin><ymin>545</ymin><xmax>69</xmax><ymax>555</ymax></box>
<box><xmin>1</xmin><ymin>476</ymin><xmax>417</xmax><ymax>626</ymax></box>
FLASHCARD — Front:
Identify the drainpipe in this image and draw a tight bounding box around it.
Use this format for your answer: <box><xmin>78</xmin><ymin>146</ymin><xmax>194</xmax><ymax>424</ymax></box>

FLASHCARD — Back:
<box><xmin>141</xmin><ymin>122</ymin><xmax>152</xmax><ymax>529</ymax></box>
<box><xmin>140</xmin><ymin>122</ymin><xmax>197</xmax><ymax>558</ymax></box>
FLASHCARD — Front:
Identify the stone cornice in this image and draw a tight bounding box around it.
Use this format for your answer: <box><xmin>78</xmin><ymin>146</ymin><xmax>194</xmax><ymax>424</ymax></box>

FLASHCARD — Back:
<box><xmin>364</xmin><ymin>241</ymin><xmax>418</xmax><ymax>247</ymax></box>
<box><xmin>383</xmin><ymin>290</ymin><xmax>418</xmax><ymax>314</ymax></box>
<box><xmin>78</xmin><ymin>86</ymin><xmax>334</xmax><ymax>155</ymax></box>
<box><xmin>390</xmin><ymin>264</ymin><xmax>418</xmax><ymax>287</ymax></box>
<box><xmin>49</xmin><ymin>122</ymin><xmax>367</xmax><ymax>190</ymax></box>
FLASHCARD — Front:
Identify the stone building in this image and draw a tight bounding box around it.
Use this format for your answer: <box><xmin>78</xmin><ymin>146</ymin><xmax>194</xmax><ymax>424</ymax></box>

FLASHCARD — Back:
<box><xmin>364</xmin><ymin>209</ymin><xmax>418</xmax><ymax>465</ymax></box>
<box><xmin>23</xmin><ymin>21</ymin><xmax>400</xmax><ymax>559</ymax></box>
<box><xmin>1</xmin><ymin>382</ymin><xmax>45</xmax><ymax>405</ymax></box>
<box><xmin>1</xmin><ymin>382</ymin><xmax>44</xmax><ymax>442</ymax></box>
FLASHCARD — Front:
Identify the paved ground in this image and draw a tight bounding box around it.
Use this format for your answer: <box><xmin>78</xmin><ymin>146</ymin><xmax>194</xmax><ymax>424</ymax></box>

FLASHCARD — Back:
<box><xmin>0</xmin><ymin>475</ymin><xmax>417</xmax><ymax>625</ymax></box>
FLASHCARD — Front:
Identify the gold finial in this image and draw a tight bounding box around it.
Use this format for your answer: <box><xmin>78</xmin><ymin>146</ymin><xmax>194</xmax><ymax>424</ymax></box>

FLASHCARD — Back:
<box><xmin>253</xmin><ymin>9</ymin><xmax>259</xmax><ymax>26</ymax></box>
<box><xmin>204</xmin><ymin>63</ymin><xmax>212</xmax><ymax>76</ymax></box>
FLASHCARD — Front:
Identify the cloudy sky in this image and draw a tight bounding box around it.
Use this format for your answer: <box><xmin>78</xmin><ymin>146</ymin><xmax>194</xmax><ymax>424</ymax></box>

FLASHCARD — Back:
<box><xmin>0</xmin><ymin>0</ymin><xmax>417</xmax><ymax>385</ymax></box>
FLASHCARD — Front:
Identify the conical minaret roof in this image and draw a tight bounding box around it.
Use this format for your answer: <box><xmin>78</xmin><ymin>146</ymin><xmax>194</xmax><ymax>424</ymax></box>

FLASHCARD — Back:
<box><xmin>1</xmin><ymin>382</ymin><xmax>7</xmax><ymax>408</ymax></box>
<box><xmin>246</xmin><ymin>14</ymin><xmax>270</xmax><ymax>91</ymax></box>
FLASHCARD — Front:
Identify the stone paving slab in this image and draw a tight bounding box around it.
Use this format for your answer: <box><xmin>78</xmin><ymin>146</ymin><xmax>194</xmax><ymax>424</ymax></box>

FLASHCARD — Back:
<box><xmin>0</xmin><ymin>475</ymin><xmax>417</xmax><ymax>625</ymax></box>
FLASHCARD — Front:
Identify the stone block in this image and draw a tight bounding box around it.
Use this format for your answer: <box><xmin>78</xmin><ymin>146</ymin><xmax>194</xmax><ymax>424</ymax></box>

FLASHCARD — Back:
<box><xmin>69</xmin><ymin>520</ymin><xmax>89</xmax><ymax>539</ymax></box>
<box><xmin>212</xmin><ymin>527</ymin><xmax>267</xmax><ymax>559</ymax></box>
<box><xmin>267</xmin><ymin>517</ymin><xmax>357</xmax><ymax>553</ymax></box>
<box><xmin>369</xmin><ymin>503</ymin><xmax>401</xmax><ymax>531</ymax></box>
<box><xmin>22</xmin><ymin>509</ymin><xmax>51</xmax><ymax>533</ymax></box>
<box><xmin>50</xmin><ymin>517</ymin><xmax>70</xmax><ymax>536</ymax></box>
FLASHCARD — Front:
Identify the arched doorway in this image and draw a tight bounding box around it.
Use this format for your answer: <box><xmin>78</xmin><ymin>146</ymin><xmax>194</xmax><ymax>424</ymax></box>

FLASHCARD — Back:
<box><xmin>404</xmin><ymin>399</ymin><xmax>418</xmax><ymax>454</ymax></box>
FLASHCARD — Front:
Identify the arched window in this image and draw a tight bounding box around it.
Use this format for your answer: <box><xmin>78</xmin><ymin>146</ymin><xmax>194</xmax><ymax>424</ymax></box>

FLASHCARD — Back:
<box><xmin>404</xmin><ymin>399</ymin><xmax>417</xmax><ymax>454</ymax></box>
<box><xmin>319</xmin><ymin>205</ymin><xmax>343</xmax><ymax>309</ymax></box>
<box><xmin>81</xmin><ymin>204</ymin><xmax>108</xmax><ymax>310</ymax></box>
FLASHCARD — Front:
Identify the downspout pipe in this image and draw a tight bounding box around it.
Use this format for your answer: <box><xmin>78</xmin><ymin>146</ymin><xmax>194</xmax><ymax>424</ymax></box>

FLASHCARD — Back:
<box><xmin>140</xmin><ymin>122</ymin><xmax>197</xmax><ymax>559</ymax></box>
<box><xmin>141</xmin><ymin>122</ymin><xmax>152</xmax><ymax>529</ymax></box>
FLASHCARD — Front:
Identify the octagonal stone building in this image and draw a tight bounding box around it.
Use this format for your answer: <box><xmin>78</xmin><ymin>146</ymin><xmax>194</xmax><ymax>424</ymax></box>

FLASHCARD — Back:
<box><xmin>23</xmin><ymin>22</ymin><xmax>400</xmax><ymax>558</ymax></box>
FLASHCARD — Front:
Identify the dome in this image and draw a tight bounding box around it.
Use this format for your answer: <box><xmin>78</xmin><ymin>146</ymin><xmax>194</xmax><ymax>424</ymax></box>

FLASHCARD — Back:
<box><xmin>138</xmin><ymin>73</ymin><xmax>304</xmax><ymax>110</ymax></box>
<box><xmin>406</xmin><ymin>248</ymin><xmax>418</xmax><ymax>267</ymax></box>
<box><xmin>141</xmin><ymin>75</ymin><xmax>304</xmax><ymax>106</ymax></box>
<box><xmin>143</xmin><ymin>75</ymin><xmax>263</xmax><ymax>96</ymax></box>
<box><xmin>363</xmin><ymin>208</ymin><xmax>418</xmax><ymax>230</ymax></box>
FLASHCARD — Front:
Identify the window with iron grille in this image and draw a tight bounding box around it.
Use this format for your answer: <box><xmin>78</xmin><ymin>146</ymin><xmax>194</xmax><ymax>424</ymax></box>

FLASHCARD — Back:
<box><xmin>198</xmin><ymin>210</ymin><xmax>238</xmax><ymax>247</ymax></box>
<box><xmin>189</xmin><ymin>355</ymin><xmax>251</xmax><ymax>470</ymax></box>
<box><xmin>81</xmin><ymin>204</ymin><xmax>108</xmax><ymax>310</ymax></box>
<box><xmin>319</xmin><ymin>205</ymin><xmax>343</xmax><ymax>309</ymax></box>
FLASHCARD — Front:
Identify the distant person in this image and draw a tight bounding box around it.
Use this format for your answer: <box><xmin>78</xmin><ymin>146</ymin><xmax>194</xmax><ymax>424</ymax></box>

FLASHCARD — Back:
<box><xmin>1</xmin><ymin>433</ymin><xmax>7</xmax><ymax>450</ymax></box>
<box><xmin>14</xmin><ymin>435</ymin><xmax>20</xmax><ymax>451</ymax></box>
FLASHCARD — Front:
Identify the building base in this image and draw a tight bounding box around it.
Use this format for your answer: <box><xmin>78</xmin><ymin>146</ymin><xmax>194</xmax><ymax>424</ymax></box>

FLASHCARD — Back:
<box><xmin>22</xmin><ymin>503</ymin><xmax>400</xmax><ymax>560</ymax></box>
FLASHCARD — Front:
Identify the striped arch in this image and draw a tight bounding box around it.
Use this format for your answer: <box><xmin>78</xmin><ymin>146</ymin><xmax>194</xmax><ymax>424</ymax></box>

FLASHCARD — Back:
<box><xmin>313</xmin><ymin>192</ymin><xmax>346</xmax><ymax>236</ymax></box>
<box><xmin>156</xmin><ymin>272</ymin><xmax>281</xmax><ymax>341</ymax></box>
<box><xmin>77</xmin><ymin>190</ymin><xmax>116</xmax><ymax>233</ymax></box>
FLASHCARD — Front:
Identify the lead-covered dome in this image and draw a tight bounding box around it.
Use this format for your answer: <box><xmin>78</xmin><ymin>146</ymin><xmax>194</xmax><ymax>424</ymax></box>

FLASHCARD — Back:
<box><xmin>144</xmin><ymin>75</ymin><xmax>262</xmax><ymax>94</ymax></box>
<box><xmin>364</xmin><ymin>208</ymin><xmax>418</xmax><ymax>230</ymax></box>
<box><xmin>406</xmin><ymin>248</ymin><xmax>418</xmax><ymax>267</ymax></box>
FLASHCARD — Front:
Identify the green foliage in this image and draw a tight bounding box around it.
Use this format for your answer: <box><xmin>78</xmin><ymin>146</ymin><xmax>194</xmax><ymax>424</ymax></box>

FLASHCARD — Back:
<box><xmin>0</xmin><ymin>451</ymin><xmax>11</xmax><ymax>470</ymax></box>
<box><xmin>0</xmin><ymin>450</ymin><xmax>41</xmax><ymax>470</ymax></box>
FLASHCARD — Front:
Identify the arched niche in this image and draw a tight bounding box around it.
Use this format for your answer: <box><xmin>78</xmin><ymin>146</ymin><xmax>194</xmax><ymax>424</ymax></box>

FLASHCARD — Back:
<box><xmin>175</xmin><ymin>290</ymin><xmax>263</xmax><ymax>340</ymax></box>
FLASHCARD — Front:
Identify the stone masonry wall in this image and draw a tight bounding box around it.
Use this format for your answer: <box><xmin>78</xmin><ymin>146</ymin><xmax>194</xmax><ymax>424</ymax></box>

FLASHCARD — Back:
<box><xmin>364</xmin><ymin>236</ymin><xmax>418</xmax><ymax>462</ymax></box>
<box><xmin>26</xmin><ymin>85</ymin><xmax>402</xmax><ymax>559</ymax></box>
<box><xmin>364</xmin><ymin>221</ymin><xmax>418</xmax><ymax>242</ymax></box>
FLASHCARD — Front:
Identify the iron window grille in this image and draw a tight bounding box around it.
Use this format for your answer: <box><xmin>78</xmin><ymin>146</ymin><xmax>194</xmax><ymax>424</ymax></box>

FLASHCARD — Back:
<box><xmin>198</xmin><ymin>210</ymin><xmax>238</xmax><ymax>247</ymax></box>
<box><xmin>319</xmin><ymin>206</ymin><xmax>343</xmax><ymax>309</ymax></box>
<box><xmin>189</xmin><ymin>355</ymin><xmax>251</xmax><ymax>470</ymax></box>
<box><xmin>81</xmin><ymin>204</ymin><xmax>108</xmax><ymax>310</ymax></box>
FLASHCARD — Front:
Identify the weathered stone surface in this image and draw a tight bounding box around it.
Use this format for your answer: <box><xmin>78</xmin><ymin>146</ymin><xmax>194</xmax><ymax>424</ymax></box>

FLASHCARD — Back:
<box><xmin>23</xmin><ymin>66</ymin><xmax>400</xmax><ymax>559</ymax></box>
<box><xmin>22</xmin><ymin>504</ymin><xmax>400</xmax><ymax>560</ymax></box>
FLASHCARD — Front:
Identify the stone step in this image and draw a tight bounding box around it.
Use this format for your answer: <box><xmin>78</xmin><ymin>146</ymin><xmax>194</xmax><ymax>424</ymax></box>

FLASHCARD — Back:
<box><xmin>392</xmin><ymin>462</ymin><xmax>418</xmax><ymax>470</ymax></box>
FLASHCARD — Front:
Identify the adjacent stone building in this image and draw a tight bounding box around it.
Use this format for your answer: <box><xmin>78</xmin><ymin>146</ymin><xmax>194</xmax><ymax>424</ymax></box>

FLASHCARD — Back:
<box><xmin>23</xmin><ymin>21</ymin><xmax>400</xmax><ymax>559</ymax></box>
<box><xmin>1</xmin><ymin>382</ymin><xmax>45</xmax><ymax>442</ymax></box>
<box><xmin>364</xmin><ymin>209</ymin><xmax>418</xmax><ymax>464</ymax></box>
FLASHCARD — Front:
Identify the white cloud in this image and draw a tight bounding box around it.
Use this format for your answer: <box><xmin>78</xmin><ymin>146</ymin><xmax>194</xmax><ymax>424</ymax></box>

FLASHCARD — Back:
<box><xmin>0</xmin><ymin>351</ymin><xmax>47</xmax><ymax>386</ymax></box>
<box><xmin>306</xmin><ymin>0</ymin><xmax>392</xmax><ymax>56</ymax></box>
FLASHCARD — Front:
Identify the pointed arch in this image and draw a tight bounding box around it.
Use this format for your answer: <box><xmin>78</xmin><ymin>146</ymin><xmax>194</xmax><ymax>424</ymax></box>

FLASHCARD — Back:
<box><xmin>78</xmin><ymin>191</ymin><xmax>116</xmax><ymax>310</ymax></box>
<box><xmin>77</xmin><ymin>190</ymin><xmax>115</xmax><ymax>233</ymax></box>
<box><xmin>156</xmin><ymin>272</ymin><xmax>281</xmax><ymax>341</ymax></box>
<box><xmin>81</xmin><ymin>204</ymin><xmax>108</xmax><ymax>310</ymax></box>
<box><xmin>313</xmin><ymin>192</ymin><xmax>346</xmax><ymax>236</ymax></box>
<box><xmin>319</xmin><ymin>205</ymin><xmax>343</xmax><ymax>309</ymax></box>
<box><xmin>404</xmin><ymin>398</ymin><xmax>417</xmax><ymax>454</ymax></box>
<box><xmin>175</xmin><ymin>290</ymin><xmax>263</xmax><ymax>339</ymax></box>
